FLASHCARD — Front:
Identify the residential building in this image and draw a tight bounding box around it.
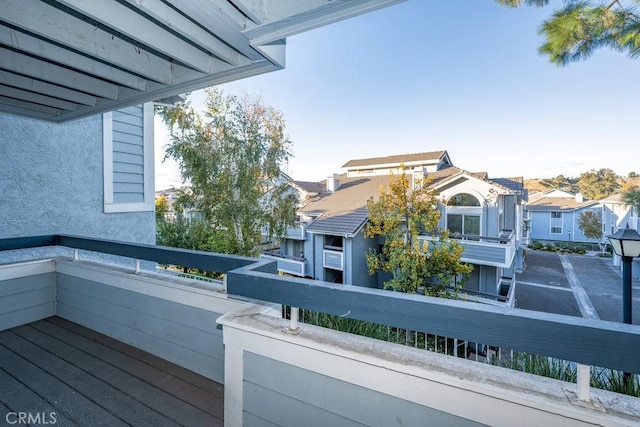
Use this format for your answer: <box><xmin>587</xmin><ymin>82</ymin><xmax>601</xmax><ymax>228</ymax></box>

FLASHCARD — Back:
<box><xmin>525</xmin><ymin>190</ymin><xmax>601</xmax><ymax>245</ymax></box>
<box><xmin>525</xmin><ymin>190</ymin><xmax>636</xmax><ymax>245</ymax></box>
<box><xmin>266</xmin><ymin>151</ymin><xmax>526</xmax><ymax>302</ymax></box>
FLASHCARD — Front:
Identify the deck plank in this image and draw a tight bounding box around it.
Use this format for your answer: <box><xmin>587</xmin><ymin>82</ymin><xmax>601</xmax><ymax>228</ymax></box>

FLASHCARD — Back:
<box><xmin>0</xmin><ymin>362</ymin><xmax>77</xmax><ymax>427</ymax></box>
<box><xmin>31</xmin><ymin>318</ymin><xmax>224</xmax><ymax>419</ymax></box>
<box><xmin>11</xmin><ymin>324</ymin><xmax>222</xmax><ymax>426</ymax></box>
<box><xmin>48</xmin><ymin>316</ymin><xmax>224</xmax><ymax>395</ymax></box>
<box><xmin>0</xmin><ymin>338</ymin><xmax>127</xmax><ymax>426</ymax></box>
<box><xmin>0</xmin><ymin>329</ymin><xmax>176</xmax><ymax>426</ymax></box>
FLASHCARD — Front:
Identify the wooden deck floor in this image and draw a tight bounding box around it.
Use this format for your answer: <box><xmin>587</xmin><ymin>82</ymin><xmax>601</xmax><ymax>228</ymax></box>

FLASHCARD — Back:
<box><xmin>0</xmin><ymin>317</ymin><xmax>224</xmax><ymax>426</ymax></box>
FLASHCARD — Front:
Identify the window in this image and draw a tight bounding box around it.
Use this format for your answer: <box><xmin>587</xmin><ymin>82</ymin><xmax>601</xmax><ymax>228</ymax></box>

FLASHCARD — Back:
<box><xmin>447</xmin><ymin>214</ymin><xmax>480</xmax><ymax>235</ymax></box>
<box><xmin>551</xmin><ymin>226</ymin><xmax>562</xmax><ymax>234</ymax></box>
<box><xmin>551</xmin><ymin>211</ymin><xmax>562</xmax><ymax>219</ymax></box>
<box><xmin>448</xmin><ymin>193</ymin><xmax>480</xmax><ymax>207</ymax></box>
<box><xmin>103</xmin><ymin>103</ymin><xmax>154</xmax><ymax>213</ymax></box>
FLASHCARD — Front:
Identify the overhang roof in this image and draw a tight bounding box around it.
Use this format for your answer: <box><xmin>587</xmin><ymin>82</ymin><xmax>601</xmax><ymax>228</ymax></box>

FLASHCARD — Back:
<box><xmin>0</xmin><ymin>0</ymin><xmax>403</xmax><ymax>122</ymax></box>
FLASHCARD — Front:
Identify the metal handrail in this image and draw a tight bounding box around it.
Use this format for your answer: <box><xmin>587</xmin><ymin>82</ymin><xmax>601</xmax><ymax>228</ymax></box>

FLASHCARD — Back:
<box><xmin>2</xmin><ymin>234</ymin><xmax>639</xmax><ymax>374</ymax></box>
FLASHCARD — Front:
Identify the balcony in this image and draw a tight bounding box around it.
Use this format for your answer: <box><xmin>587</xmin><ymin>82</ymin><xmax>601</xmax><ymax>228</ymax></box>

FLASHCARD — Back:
<box><xmin>1</xmin><ymin>235</ymin><xmax>639</xmax><ymax>426</ymax></box>
<box><xmin>260</xmin><ymin>250</ymin><xmax>306</xmax><ymax>277</ymax></box>
<box><xmin>323</xmin><ymin>249</ymin><xmax>344</xmax><ymax>271</ymax></box>
<box><xmin>285</xmin><ymin>223</ymin><xmax>306</xmax><ymax>240</ymax></box>
<box><xmin>419</xmin><ymin>230</ymin><xmax>516</xmax><ymax>268</ymax></box>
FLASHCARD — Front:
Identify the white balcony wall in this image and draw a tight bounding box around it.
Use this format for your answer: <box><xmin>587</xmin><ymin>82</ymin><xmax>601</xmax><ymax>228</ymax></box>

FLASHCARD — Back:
<box><xmin>220</xmin><ymin>307</ymin><xmax>639</xmax><ymax>427</ymax></box>
<box><xmin>0</xmin><ymin>257</ymin><xmax>258</xmax><ymax>383</ymax></box>
<box><xmin>0</xmin><ymin>260</ymin><xmax>56</xmax><ymax>331</ymax></box>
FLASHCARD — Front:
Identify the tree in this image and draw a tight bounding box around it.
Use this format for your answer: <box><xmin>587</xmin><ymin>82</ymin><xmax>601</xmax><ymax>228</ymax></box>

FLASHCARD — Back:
<box><xmin>622</xmin><ymin>186</ymin><xmax>640</xmax><ymax>215</ymax></box>
<box><xmin>577</xmin><ymin>210</ymin><xmax>605</xmax><ymax>251</ymax></box>
<box><xmin>549</xmin><ymin>174</ymin><xmax>577</xmax><ymax>192</ymax></box>
<box><xmin>577</xmin><ymin>168</ymin><xmax>619</xmax><ymax>200</ymax></box>
<box><xmin>364</xmin><ymin>167</ymin><xmax>472</xmax><ymax>296</ymax></box>
<box><xmin>157</xmin><ymin>88</ymin><xmax>296</xmax><ymax>256</ymax></box>
<box><xmin>497</xmin><ymin>0</ymin><xmax>640</xmax><ymax>65</ymax></box>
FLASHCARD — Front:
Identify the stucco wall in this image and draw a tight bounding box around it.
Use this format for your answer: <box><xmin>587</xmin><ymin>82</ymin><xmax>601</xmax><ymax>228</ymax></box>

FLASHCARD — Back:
<box><xmin>0</xmin><ymin>112</ymin><xmax>154</xmax><ymax>257</ymax></box>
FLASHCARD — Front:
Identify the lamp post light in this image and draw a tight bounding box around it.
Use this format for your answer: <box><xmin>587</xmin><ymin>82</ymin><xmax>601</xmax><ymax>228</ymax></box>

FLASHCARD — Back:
<box><xmin>607</xmin><ymin>224</ymin><xmax>640</xmax><ymax>390</ymax></box>
<box><xmin>607</xmin><ymin>224</ymin><xmax>640</xmax><ymax>325</ymax></box>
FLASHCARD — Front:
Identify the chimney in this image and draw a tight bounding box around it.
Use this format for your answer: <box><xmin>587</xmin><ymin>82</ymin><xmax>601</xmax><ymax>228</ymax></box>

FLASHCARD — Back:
<box><xmin>575</xmin><ymin>193</ymin><xmax>584</xmax><ymax>203</ymax></box>
<box><xmin>326</xmin><ymin>173</ymin><xmax>340</xmax><ymax>192</ymax></box>
<box><xmin>411</xmin><ymin>167</ymin><xmax>428</xmax><ymax>189</ymax></box>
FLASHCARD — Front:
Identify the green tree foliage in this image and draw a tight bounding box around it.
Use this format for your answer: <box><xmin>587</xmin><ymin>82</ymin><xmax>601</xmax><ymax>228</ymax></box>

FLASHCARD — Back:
<box><xmin>577</xmin><ymin>210</ymin><xmax>605</xmax><ymax>251</ymax></box>
<box><xmin>364</xmin><ymin>167</ymin><xmax>472</xmax><ymax>296</ymax></box>
<box><xmin>157</xmin><ymin>88</ymin><xmax>296</xmax><ymax>256</ymax></box>
<box><xmin>497</xmin><ymin>0</ymin><xmax>640</xmax><ymax>64</ymax></box>
<box><xmin>577</xmin><ymin>168</ymin><xmax>619</xmax><ymax>200</ymax></box>
<box><xmin>548</xmin><ymin>174</ymin><xmax>578</xmax><ymax>192</ymax></box>
<box><xmin>622</xmin><ymin>186</ymin><xmax>640</xmax><ymax>214</ymax></box>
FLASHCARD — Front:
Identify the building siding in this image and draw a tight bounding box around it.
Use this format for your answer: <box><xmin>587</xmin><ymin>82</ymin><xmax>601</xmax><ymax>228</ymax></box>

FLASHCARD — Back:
<box><xmin>0</xmin><ymin>111</ymin><xmax>154</xmax><ymax>263</ymax></box>
<box><xmin>112</xmin><ymin>105</ymin><xmax>145</xmax><ymax>203</ymax></box>
<box><xmin>242</xmin><ymin>351</ymin><xmax>481</xmax><ymax>427</ymax></box>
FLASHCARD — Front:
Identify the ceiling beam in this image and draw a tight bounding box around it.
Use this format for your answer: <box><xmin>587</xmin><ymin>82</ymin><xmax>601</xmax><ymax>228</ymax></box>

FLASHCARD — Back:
<box><xmin>167</xmin><ymin>0</ymin><xmax>262</xmax><ymax>61</ymax></box>
<box><xmin>0</xmin><ymin>47</ymin><xmax>119</xmax><ymax>99</ymax></box>
<box><xmin>0</xmin><ymin>95</ymin><xmax>61</xmax><ymax>116</ymax></box>
<box><xmin>0</xmin><ymin>25</ymin><xmax>147</xmax><ymax>91</ymax></box>
<box><xmin>0</xmin><ymin>85</ymin><xmax>77</xmax><ymax>111</ymax></box>
<box><xmin>121</xmin><ymin>0</ymin><xmax>242</xmax><ymax>66</ymax></box>
<box><xmin>53</xmin><ymin>60</ymin><xmax>279</xmax><ymax>122</ymax></box>
<box><xmin>0</xmin><ymin>102</ymin><xmax>58</xmax><ymax>120</ymax></box>
<box><xmin>56</xmin><ymin>0</ymin><xmax>230</xmax><ymax>74</ymax></box>
<box><xmin>0</xmin><ymin>0</ymin><xmax>174</xmax><ymax>84</ymax></box>
<box><xmin>0</xmin><ymin>70</ymin><xmax>98</xmax><ymax>106</ymax></box>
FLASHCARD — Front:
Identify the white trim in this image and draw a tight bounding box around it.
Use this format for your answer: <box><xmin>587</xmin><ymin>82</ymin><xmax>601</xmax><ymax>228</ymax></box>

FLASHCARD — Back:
<box><xmin>103</xmin><ymin>111</ymin><xmax>114</xmax><ymax>204</ymax></box>
<box><xmin>103</xmin><ymin>102</ymin><xmax>154</xmax><ymax>213</ymax></box>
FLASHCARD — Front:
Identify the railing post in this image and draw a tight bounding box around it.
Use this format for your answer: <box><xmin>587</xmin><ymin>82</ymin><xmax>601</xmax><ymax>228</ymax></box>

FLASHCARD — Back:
<box><xmin>576</xmin><ymin>363</ymin><xmax>590</xmax><ymax>402</ymax></box>
<box><xmin>290</xmin><ymin>307</ymin><xmax>299</xmax><ymax>331</ymax></box>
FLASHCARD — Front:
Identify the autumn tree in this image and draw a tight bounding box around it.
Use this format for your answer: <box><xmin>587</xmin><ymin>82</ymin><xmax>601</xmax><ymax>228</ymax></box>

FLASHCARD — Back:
<box><xmin>364</xmin><ymin>167</ymin><xmax>472</xmax><ymax>296</ymax></box>
<box><xmin>155</xmin><ymin>195</ymin><xmax>169</xmax><ymax>221</ymax></box>
<box><xmin>497</xmin><ymin>1</ymin><xmax>640</xmax><ymax>64</ymax></box>
<box><xmin>157</xmin><ymin>88</ymin><xmax>296</xmax><ymax>256</ymax></box>
<box><xmin>577</xmin><ymin>210</ymin><xmax>605</xmax><ymax>252</ymax></box>
<box><xmin>577</xmin><ymin>168</ymin><xmax>619</xmax><ymax>200</ymax></box>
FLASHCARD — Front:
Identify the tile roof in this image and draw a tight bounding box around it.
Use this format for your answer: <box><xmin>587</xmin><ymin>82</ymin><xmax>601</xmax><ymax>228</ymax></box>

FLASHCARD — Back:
<box><xmin>492</xmin><ymin>177</ymin><xmax>525</xmax><ymax>194</ymax></box>
<box><xmin>301</xmin><ymin>175</ymin><xmax>392</xmax><ymax>236</ymax></box>
<box><xmin>341</xmin><ymin>151</ymin><xmax>447</xmax><ymax>168</ymax></box>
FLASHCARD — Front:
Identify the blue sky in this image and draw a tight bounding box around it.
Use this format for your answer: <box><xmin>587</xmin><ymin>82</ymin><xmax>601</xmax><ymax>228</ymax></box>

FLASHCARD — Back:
<box><xmin>154</xmin><ymin>0</ymin><xmax>640</xmax><ymax>190</ymax></box>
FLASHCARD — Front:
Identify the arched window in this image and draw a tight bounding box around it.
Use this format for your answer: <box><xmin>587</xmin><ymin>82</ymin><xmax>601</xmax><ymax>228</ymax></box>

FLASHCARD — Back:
<box><xmin>446</xmin><ymin>193</ymin><xmax>481</xmax><ymax>236</ymax></box>
<box><xmin>448</xmin><ymin>193</ymin><xmax>480</xmax><ymax>207</ymax></box>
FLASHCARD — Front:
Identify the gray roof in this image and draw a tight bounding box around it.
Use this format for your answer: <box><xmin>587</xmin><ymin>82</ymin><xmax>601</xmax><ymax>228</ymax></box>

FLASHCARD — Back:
<box><xmin>342</xmin><ymin>151</ymin><xmax>448</xmax><ymax>168</ymax></box>
<box><xmin>492</xmin><ymin>177</ymin><xmax>524</xmax><ymax>193</ymax></box>
<box><xmin>292</xmin><ymin>180</ymin><xmax>325</xmax><ymax>195</ymax></box>
<box><xmin>302</xmin><ymin>175</ymin><xmax>392</xmax><ymax>236</ymax></box>
<box><xmin>526</xmin><ymin>197</ymin><xmax>599</xmax><ymax>212</ymax></box>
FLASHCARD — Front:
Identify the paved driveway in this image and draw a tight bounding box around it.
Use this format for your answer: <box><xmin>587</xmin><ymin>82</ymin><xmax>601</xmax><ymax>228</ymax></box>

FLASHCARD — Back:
<box><xmin>515</xmin><ymin>250</ymin><xmax>640</xmax><ymax>323</ymax></box>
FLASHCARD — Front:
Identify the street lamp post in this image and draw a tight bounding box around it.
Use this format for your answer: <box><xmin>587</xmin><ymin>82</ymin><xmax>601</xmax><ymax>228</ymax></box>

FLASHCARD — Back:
<box><xmin>607</xmin><ymin>224</ymin><xmax>640</xmax><ymax>390</ymax></box>
<box><xmin>607</xmin><ymin>224</ymin><xmax>640</xmax><ymax>325</ymax></box>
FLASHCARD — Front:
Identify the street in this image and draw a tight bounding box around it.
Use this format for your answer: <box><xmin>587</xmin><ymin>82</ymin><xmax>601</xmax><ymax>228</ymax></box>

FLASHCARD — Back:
<box><xmin>515</xmin><ymin>250</ymin><xmax>640</xmax><ymax>324</ymax></box>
